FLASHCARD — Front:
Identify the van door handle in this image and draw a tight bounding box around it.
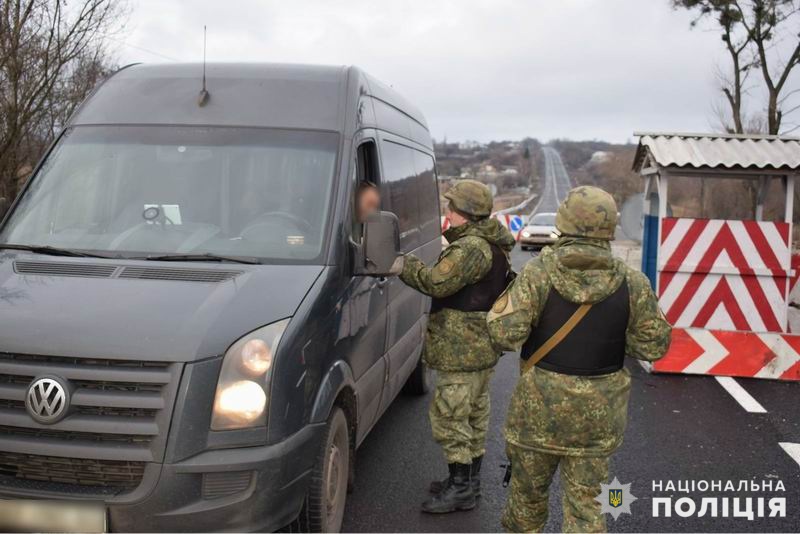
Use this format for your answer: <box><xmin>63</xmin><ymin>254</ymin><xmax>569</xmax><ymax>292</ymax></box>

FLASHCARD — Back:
<box><xmin>376</xmin><ymin>277</ymin><xmax>389</xmax><ymax>288</ymax></box>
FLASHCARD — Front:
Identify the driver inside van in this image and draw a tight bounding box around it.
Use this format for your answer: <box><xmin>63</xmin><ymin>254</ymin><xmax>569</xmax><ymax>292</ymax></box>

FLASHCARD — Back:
<box><xmin>356</xmin><ymin>181</ymin><xmax>380</xmax><ymax>223</ymax></box>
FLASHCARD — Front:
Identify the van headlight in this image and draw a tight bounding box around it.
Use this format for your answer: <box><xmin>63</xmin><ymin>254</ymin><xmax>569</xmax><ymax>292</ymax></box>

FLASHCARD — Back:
<box><xmin>522</xmin><ymin>231</ymin><xmax>530</xmax><ymax>238</ymax></box>
<box><xmin>211</xmin><ymin>319</ymin><xmax>289</xmax><ymax>430</ymax></box>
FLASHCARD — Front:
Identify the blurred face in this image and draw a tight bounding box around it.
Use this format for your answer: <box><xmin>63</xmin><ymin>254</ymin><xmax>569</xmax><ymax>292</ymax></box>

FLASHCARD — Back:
<box><xmin>446</xmin><ymin>204</ymin><xmax>469</xmax><ymax>228</ymax></box>
<box><xmin>357</xmin><ymin>187</ymin><xmax>380</xmax><ymax>223</ymax></box>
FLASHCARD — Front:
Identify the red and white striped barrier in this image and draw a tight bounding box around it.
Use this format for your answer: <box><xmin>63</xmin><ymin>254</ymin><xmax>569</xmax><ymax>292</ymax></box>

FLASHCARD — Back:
<box><xmin>653</xmin><ymin>328</ymin><xmax>800</xmax><ymax>381</ymax></box>
<box><xmin>658</xmin><ymin>218</ymin><xmax>792</xmax><ymax>333</ymax></box>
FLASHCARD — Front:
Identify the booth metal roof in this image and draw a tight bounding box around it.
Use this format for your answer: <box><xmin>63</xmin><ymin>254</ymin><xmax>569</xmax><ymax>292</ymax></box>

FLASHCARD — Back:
<box><xmin>633</xmin><ymin>132</ymin><xmax>800</xmax><ymax>172</ymax></box>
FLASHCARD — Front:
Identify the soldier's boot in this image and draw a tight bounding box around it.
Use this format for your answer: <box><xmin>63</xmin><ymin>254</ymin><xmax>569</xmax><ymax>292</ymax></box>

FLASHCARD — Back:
<box><xmin>429</xmin><ymin>455</ymin><xmax>483</xmax><ymax>497</ymax></box>
<box><xmin>421</xmin><ymin>463</ymin><xmax>476</xmax><ymax>514</ymax></box>
<box><xmin>470</xmin><ymin>455</ymin><xmax>483</xmax><ymax>496</ymax></box>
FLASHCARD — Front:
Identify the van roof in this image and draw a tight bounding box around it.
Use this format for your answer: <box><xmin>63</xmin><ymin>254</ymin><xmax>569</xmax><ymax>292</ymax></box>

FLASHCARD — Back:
<box><xmin>71</xmin><ymin>62</ymin><xmax>429</xmax><ymax>134</ymax></box>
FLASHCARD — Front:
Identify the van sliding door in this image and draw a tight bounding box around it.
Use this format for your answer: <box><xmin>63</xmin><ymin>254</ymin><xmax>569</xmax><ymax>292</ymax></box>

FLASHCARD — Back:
<box><xmin>377</xmin><ymin>133</ymin><xmax>432</xmax><ymax>411</ymax></box>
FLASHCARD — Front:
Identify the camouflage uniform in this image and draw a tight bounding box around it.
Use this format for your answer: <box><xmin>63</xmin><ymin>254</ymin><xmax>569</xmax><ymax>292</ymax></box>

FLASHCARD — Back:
<box><xmin>401</xmin><ymin>215</ymin><xmax>515</xmax><ymax>463</ymax></box>
<box><xmin>487</xmin><ymin>186</ymin><xmax>672</xmax><ymax>532</ymax></box>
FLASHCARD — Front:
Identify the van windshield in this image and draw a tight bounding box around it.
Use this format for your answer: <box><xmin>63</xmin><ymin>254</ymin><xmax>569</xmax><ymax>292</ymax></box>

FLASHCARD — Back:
<box><xmin>0</xmin><ymin>126</ymin><xmax>338</xmax><ymax>263</ymax></box>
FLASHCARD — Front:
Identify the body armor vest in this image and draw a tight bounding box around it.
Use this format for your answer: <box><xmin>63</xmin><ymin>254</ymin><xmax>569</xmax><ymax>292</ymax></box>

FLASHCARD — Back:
<box><xmin>431</xmin><ymin>242</ymin><xmax>511</xmax><ymax>313</ymax></box>
<box><xmin>521</xmin><ymin>281</ymin><xmax>630</xmax><ymax>376</ymax></box>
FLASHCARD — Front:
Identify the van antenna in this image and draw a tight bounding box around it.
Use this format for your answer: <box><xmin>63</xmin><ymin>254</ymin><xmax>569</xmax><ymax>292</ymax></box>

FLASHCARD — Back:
<box><xmin>198</xmin><ymin>25</ymin><xmax>210</xmax><ymax>107</ymax></box>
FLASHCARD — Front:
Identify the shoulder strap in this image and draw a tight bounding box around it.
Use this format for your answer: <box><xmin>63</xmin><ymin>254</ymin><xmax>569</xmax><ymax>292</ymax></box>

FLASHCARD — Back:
<box><xmin>522</xmin><ymin>303</ymin><xmax>592</xmax><ymax>374</ymax></box>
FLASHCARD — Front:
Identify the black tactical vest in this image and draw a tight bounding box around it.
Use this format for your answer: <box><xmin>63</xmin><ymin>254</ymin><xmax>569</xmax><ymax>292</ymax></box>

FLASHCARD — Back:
<box><xmin>431</xmin><ymin>242</ymin><xmax>511</xmax><ymax>313</ymax></box>
<box><xmin>520</xmin><ymin>281</ymin><xmax>630</xmax><ymax>376</ymax></box>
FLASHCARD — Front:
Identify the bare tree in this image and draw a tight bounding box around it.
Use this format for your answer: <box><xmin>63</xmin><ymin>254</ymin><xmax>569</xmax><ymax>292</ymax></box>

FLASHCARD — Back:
<box><xmin>0</xmin><ymin>0</ymin><xmax>123</xmax><ymax>199</ymax></box>
<box><xmin>674</xmin><ymin>0</ymin><xmax>800</xmax><ymax>135</ymax></box>
<box><xmin>674</xmin><ymin>0</ymin><xmax>756</xmax><ymax>133</ymax></box>
<box><xmin>733</xmin><ymin>0</ymin><xmax>800</xmax><ymax>134</ymax></box>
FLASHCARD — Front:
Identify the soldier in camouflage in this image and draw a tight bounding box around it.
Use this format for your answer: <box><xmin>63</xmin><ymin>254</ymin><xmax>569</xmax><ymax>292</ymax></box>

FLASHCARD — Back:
<box><xmin>487</xmin><ymin>186</ymin><xmax>671</xmax><ymax>532</ymax></box>
<box><xmin>396</xmin><ymin>179</ymin><xmax>516</xmax><ymax>514</ymax></box>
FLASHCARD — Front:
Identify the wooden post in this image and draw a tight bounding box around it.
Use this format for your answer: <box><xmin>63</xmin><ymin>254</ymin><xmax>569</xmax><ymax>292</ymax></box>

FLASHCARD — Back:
<box><xmin>658</xmin><ymin>171</ymin><xmax>669</xmax><ymax>219</ymax></box>
<box><xmin>656</xmin><ymin>171</ymin><xmax>669</xmax><ymax>296</ymax></box>
<box><xmin>700</xmin><ymin>180</ymin><xmax>705</xmax><ymax>218</ymax></box>
<box><xmin>781</xmin><ymin>174</ymin><xmax>795</xmax><ymax>333</ymax></box>
<box><xmin>785</xmin><ymin>174</ymin><xmax>795</xmax><ymax>224</ymax></box>
<box><xmin>755</xmin><ymin>176</ymin><xmax>767</xmax><ymax>221</ymax></box>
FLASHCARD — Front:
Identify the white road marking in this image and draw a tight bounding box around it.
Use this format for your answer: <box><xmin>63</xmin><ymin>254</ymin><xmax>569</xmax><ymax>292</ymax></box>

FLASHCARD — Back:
<box><xmin>715</xmin><ymin>376</ymin><xmax>767</xmax><ymax>413</ymax></box>
<box><xmin>779</xmin><ymin>442</ymin><xmax>800</xmax><ymax>468</ymax></box>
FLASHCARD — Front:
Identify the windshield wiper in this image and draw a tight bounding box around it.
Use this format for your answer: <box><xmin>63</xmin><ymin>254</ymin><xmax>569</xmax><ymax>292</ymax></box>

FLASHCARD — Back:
<box><xmin>141</xmin><ymin>253</ymin><xmax>261</xmax><ymax>265</ymax></box>
<box><xmin>0</xmin><ymin>244</ymin><xmax>119</xmax><ymax>259</ymax></box>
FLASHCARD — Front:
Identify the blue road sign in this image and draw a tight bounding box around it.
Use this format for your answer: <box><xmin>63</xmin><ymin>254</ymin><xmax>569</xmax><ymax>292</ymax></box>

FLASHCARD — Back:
<box><xmin>510</xmin><ymin>215</ymin><xmax>524</xmax><ymax>232</ymax></box>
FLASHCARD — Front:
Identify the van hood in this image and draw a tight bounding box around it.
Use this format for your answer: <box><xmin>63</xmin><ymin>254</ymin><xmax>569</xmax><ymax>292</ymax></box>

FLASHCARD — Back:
<box><xmin>0</xmin><ymin>252</ymin><xmax>323</xmax><ymax>362</ymax></box>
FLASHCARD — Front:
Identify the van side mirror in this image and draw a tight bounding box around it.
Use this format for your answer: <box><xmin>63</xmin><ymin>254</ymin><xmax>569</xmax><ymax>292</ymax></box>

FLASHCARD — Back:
<box><xmin>359</xmin><ymin>211</ymin><xmax>402</xmax><ymax>276</ymax></box>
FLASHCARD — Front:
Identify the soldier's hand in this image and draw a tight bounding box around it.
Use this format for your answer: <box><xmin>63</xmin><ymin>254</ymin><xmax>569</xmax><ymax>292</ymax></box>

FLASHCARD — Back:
<box><xmin>389</xmin><ymin>255</ymin><xmax>405</xmax><ymax>276</ymax></box>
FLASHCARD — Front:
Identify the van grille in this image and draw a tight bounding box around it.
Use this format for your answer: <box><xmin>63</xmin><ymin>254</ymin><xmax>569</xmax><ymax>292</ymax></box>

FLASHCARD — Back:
<box><xmin>13</xmin><ymin>260</ymin><xmax>243</xmax><ymax>283</ymax></box>
<box><xmin>14</xmin><ymin>261</ymin><xmax>117</xmax><ymax>278</ymax></box>
<box><xmin>0</xmin><ymin>452</ymin><xmax>145</xmax><ymax>489</ymax></box>
<box><xmin>202</xmin><ymin>471</ymin><xmax>253</xmax><ymax>499</ymax></box>
<box><xmin>0</xmin><ymin>425</ymin><xmax>153</xmax><ymax>444</ymax></box>
<box><xmin>118</xmin><ymin>266</ymin><xmax>242</xmax><ymax>283</ymax></box>
<box><xmin>0</xmin><ymin>353</ymin><xmax>181</xmax><ymax>494</ymax></box>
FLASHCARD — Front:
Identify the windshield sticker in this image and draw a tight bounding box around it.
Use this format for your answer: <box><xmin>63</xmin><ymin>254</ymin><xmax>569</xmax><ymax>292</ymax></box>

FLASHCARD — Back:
<box><xmin>144</xmin><ymin>204</ymin><xmax>182</xmax><ymax>225</ymax></box>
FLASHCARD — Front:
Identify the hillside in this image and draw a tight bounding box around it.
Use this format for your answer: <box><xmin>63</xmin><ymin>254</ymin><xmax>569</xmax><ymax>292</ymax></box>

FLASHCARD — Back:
<box><xmin>434</xmin><ymin>138</ymin><xmax>642</xmax><ymax>212</ymax></box>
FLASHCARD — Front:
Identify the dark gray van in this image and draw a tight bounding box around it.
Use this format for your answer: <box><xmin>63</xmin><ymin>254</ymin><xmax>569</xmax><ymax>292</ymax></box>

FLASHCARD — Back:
<box><xmin>0</xmin><ymin>63</ymin><xmax>440</xmax><ymax>532</ymax></box>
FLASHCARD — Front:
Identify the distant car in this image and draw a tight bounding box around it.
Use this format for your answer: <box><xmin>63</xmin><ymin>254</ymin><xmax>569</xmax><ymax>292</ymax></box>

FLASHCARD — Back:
<box><xmin>519</xmin><ymin>212</ymin><xmax>558</xmax><ymax>250</ymax></box>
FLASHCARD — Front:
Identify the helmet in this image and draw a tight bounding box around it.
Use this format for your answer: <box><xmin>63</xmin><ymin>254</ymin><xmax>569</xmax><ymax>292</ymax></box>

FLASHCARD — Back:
<box><xmin>555</xmin><ymin>186</ymin><xmax>618</xmax><ymax>240</ymax></box>
<box><xmin>444</xmin><ymin>180</ymin><xmax>493</xmax><ymax>218</ymax></box>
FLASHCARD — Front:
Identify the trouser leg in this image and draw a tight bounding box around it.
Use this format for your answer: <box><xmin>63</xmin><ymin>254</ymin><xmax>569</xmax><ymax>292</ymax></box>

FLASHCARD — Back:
<box><xmin>468</xmin><ymin>368</ymin><xmax>493</xmax><ymax>459</ymax></box>
<box><xmin>501</xmin><ymin>443</ymin><xmax>559</xmax><ymax>533</ymax></box>
<box><xmin>560</xmin><ymin>455</ymin><xmax>609</xmax><ymax>533</ymax></box>
<box><xmin>429</xmin><ymin>371</ymin><xmax>473</xmax><ymax>465</ymax></box>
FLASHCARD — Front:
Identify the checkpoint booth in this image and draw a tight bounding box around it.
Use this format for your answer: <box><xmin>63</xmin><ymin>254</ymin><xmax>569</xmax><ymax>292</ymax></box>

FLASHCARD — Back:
<box><xmin>633</xmin><ymin>132</ymin><xmax>800</xmax><ymax>381</ymax></box>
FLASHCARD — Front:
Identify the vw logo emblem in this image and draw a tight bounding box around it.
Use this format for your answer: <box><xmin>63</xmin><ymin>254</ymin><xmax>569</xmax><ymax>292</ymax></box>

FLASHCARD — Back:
<box><xmin>25</xmin><ymin>376</ymin><xmax>70</xmax><ymax>424</ymax></box>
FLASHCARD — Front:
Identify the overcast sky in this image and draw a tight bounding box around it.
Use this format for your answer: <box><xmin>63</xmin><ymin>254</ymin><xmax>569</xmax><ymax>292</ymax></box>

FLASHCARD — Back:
<box><xmin>113</xmin><ymin>0</ymin><xmax>796</xmax><ymax>144</ymax></box>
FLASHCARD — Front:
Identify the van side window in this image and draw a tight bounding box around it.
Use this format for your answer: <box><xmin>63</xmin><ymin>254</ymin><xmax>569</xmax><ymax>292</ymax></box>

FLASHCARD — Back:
<box><xmin>381</xmin><ymin>141</ymin><xmax>419</xmax><ymax>251</ymax></box>
<box><xmin>413</xmin><ymin>151</ymin><xmax>439</xmax><ymax>242</ymax></box>
<box><xmin>353</xmin><ymin>141</ymin><xmax>380</xmax><ymax>240</ymax></box>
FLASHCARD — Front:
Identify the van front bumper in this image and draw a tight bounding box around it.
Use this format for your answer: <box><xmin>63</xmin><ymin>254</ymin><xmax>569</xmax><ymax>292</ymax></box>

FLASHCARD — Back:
<box><xmin>109</xmin><ymin>423</ymin><xmax>324</xmax><ymax>533</ymax></box>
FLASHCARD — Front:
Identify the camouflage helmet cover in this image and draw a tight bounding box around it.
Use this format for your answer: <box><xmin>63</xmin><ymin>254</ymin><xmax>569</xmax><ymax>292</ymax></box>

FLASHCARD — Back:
<box><xmin>444</xmin><ymin>179</ymin><xmax>493</xmax><ymax>217</ymax></box>
<box><xmin>555</xmin><ymin>185</ymin><xmax>618</xmax><ymax>240</ymax></box>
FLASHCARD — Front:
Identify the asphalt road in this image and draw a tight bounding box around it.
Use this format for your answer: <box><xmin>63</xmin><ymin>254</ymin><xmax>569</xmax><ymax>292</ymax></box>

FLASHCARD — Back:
<box><xmin>341</xmin><ymin>148</ymin><xmax>800</xmax><ymax>532</ymax></box>
<box><xmin>529</xmin><ymin>147</ymin><xmax>574</xmax><ymax>217</ymax></box>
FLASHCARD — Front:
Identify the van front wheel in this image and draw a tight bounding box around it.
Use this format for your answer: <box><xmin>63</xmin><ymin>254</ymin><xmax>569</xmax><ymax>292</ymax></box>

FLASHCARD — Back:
<box><xmin>296</xmin><ymin>407</ymin><xmax>350</xmax><ymax>533</ymax></box>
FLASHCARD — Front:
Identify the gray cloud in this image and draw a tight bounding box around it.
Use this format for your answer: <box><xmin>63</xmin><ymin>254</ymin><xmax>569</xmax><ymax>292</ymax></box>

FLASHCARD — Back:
<box><xmin>115</xmin><ymin>0</ymin><xmax>774</xmax><ymax>143</ymax></box>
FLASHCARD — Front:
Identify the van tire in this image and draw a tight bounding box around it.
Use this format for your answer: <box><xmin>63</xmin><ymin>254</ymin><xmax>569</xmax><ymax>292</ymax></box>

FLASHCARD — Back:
<box><xmin>295</xmin><ymin>407</ymin><xmax>350</xmax><ymax>533</ymax></box>
<box><xmin>403</xmin><ymin>355</ymin><xmax>433</xmax><ymax>395</ymax></box>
